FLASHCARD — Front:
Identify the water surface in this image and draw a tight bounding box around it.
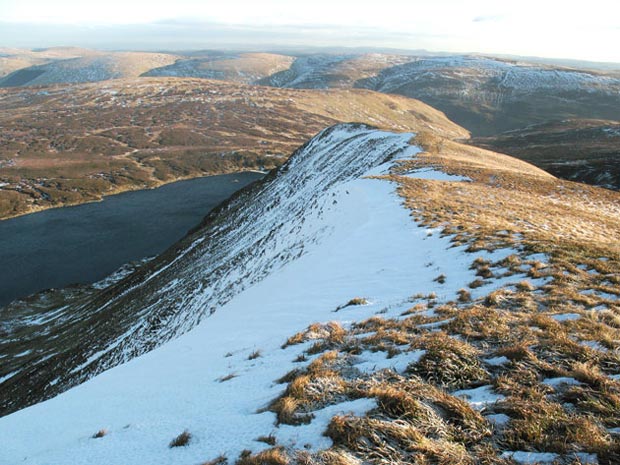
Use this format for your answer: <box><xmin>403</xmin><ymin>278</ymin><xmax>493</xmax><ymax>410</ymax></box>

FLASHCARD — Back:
<box><xmin>0</xmin><ymin>172</ymin><xmax>263</xmax><ymax>307</ymax></box>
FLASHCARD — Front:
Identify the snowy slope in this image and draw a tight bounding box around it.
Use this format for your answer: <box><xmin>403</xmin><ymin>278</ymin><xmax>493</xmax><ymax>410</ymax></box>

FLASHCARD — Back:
<box><xmin>0</xmin><ymin>124</ymin><xmax>445</xmax><ymax>414</ymax></box>
<box><xmin>0</xmin><ymin>124</ymin><xmax>520</xmax><ymax>464</ymax></box>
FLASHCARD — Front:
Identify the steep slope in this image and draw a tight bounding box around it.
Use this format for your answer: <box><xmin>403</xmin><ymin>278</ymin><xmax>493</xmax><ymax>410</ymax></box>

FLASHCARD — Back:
<box><xmin>0</xmin><ymin>124</ymin><xmax>432</xmax><ymax>415</ymax></box>
<box><xmin>0</xmin><ymin>78</ymin><xmax>466</xmax><ymax>219</ymax></box>
<box><xmin>1</xmin><ymin>124</ymin><xmax>620</xmax><ymax>465</ymax></box>
<box><xmin>471</xmin><ymin>119</ymin><xmax>620</xmax><ymax>190</ymax></box>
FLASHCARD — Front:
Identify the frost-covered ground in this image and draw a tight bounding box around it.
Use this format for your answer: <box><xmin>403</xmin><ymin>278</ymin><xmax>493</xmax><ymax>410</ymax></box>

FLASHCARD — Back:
<box><xmin>0</xmin><ymin>124</ymin><xmax>523</xmax><ymax>464</ymax></box>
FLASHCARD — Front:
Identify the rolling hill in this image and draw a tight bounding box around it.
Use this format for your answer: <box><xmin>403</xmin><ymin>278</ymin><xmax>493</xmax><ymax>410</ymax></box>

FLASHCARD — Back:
<box><xmin>260</xmin><ymin>54</ymin><xmax>620</xmax><ymax>137</ymax></box>
<box><xmin>143</xmin><ymin>52</ymin><xmax>295</xmax><ymax>84</ymax></box>
<box><xmin>3</xmin><ymin>48</ymin><xmax>620</xmax><ymax>191</ymax></box>
<box><xmin>0</xmin><ymin>50</ymin><xmax>179</xmax><ymax>87</ymax></box>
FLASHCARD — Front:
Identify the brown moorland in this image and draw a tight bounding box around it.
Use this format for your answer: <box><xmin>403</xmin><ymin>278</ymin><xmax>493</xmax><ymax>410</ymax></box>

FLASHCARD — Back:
<box><xmin>0</xmin><ymin>77</ymin><xmax>467</xmax><ymax>219</ymax></box>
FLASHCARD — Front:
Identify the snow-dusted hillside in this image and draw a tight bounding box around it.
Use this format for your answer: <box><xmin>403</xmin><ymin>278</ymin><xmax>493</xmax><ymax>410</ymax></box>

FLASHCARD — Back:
<box><xmin>259</xmin><ymin>54</ymin><xmax>620</xmax><ymax>136</ymax></box>
<box><xmin>257</xmin><ymin>54</ymin><xmax>355</xmax><ymax>88</ymax></box>
<box><xmin>0</xmin><ymin>124</ymin><xmax>526</xmax><ymax>464</ymax></box>
<box><xmin>0</xmin><ymin>124</ymin><xmax>439</xmax><ymax>414</ymax></box>
<box><xmin>358</xmin><ymin>56</ymin><xmax>620</xmax><ymax>94</ymax></box>
<box><xmin>354</xmin><ymin>56</ymin><xmax>620</xmax><ymax>135</ymax></box>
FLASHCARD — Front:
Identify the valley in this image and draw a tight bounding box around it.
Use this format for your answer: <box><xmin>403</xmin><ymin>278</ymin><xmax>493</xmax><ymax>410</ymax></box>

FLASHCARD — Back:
<box><xmin>472</xmin><ymin>119</ymin><xmax>620</xmax><ymax>190</ymax></box>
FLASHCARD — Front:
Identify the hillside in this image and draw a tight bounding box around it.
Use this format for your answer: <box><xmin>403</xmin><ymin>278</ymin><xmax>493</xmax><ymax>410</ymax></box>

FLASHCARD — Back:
<box><xmin>1</xmin><ymin>123</ymin><xmax>619</xmax><ymax>464</ymax></box>
<box><xmin>256</xmin><ymin>53</ymin><xmax>410</xmax><ymax>89</ymax></box>
<box><xmin>4</xmin><ymin>50</ymin><xmax>620</xmax><ymax>192</ymax></box>
<box><xmin>471</xmin><ymin>119</ymin><xmax>620</xmax><ymax>190</ymax></box>
<box><xmin>0</xmin><ymin>77</ymin><xmax>466</xmax><ymax>219</ymax></box>
<box><xmin>354</xmin><ymin>56</ymin><xmax>620</xmax><ymax>136</ymax></box>
<box><xmin>259</xmin><ymin>53</ymin><xmax>620</xmax><ymax>188</ymax></box>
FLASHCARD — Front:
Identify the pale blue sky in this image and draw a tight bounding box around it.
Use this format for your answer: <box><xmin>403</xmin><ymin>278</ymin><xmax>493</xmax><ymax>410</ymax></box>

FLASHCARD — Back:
<box><xmin>1</xmin><ymin>0</ymin><xmax>619</xmax><ymax>62</ymax></box>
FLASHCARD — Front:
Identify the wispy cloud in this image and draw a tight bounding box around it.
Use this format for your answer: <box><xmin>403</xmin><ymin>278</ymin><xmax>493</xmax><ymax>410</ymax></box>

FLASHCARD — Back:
<box><xmin>472</xmin><ymin>15</ymin><xmax>503</xmax><ymax>23</ymax></box>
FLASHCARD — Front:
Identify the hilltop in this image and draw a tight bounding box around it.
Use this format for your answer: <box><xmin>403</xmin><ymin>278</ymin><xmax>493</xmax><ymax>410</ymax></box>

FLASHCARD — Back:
<box><xmin>1</xmin><ymin>122</ymin><xmax>619</xmax><ymax>464</ymax></box>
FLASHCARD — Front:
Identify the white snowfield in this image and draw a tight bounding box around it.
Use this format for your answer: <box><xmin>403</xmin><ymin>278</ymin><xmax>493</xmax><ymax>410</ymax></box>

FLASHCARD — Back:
<box><xmin>0</xmin><ymin>124</ymin><xmax>520</xmax><ymax>464</ymax></box>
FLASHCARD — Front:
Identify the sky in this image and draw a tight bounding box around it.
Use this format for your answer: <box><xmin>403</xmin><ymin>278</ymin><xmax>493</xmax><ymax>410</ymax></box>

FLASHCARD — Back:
<box><xmin>1</xmin><ymin>0</ymin><xmax>620</xmax><ymax>62</ymax></box>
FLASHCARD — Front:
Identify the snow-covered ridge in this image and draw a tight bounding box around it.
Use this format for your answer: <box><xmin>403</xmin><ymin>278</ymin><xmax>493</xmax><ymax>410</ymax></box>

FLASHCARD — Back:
<box><xmin>0</xmin><ymin>124</ymin><xmax>420</xmax><ymax>413</ymax></box>
<box><xmin>0</xmin><ymin>123</ymin><xmax>521</xmax><ymax>465</ymax></box>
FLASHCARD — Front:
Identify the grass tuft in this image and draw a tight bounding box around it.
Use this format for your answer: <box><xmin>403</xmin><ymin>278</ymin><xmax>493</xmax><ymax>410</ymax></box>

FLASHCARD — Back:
<box><xmin>169</xmin><ymin>430</ymin><xmax>192</xmax><ymax>448</ymax></box>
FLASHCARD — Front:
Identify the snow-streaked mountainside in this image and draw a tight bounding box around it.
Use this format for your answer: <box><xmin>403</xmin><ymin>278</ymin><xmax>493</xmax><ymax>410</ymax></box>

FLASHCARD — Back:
<box><xmin>260</xmin><ymin>55</ymin><xmax>620</xmax><ymax>136</ymax></box>
<box><xmin>354</xmin><ymin>56</ymin><xmax>620</xmax><ymax>135</ymax></box>
<box><xmin>0</xmin><ymin>123</ymin><xmax>533</xmax><ymax>464</ymax></box>
<box><xmin>0</xmin><ymin>124</ymin><xmax>439</xmax><ymax>414</ymax></box>
<box><xmin>357</xmin><ymin>56</ymin><xmax>620</xmax><ymax>93</ymax></box>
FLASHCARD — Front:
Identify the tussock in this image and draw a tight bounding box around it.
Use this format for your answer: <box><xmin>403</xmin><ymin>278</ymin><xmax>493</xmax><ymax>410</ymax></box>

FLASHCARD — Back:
<box><xmin>408</xmin><ymin>332</ymin><xmax>489</xmax><ymax>390</ymax></box>
<box><xmin>169</xmin><ymin>430</ymin><xmax>191</xmax><ymax>448</ymax></box>
<box><xmin>236</xmin><ymin>448</ymin><xmax>289</xmax><ymax>465</ymax></box>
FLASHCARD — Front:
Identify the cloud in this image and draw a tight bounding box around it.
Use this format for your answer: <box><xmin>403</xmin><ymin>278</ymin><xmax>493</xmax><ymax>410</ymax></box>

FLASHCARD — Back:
<box><xmin>472</xmin><ymin>15</ymin><xmax>503</xmax><ymax>23</ymax></box>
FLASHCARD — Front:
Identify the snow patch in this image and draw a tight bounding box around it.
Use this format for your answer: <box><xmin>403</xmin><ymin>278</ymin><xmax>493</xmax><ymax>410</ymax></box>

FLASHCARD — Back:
<box><xmin>551</xmin><ymin>313</ymin><xmax>581</xmax><ymax>322</ymax></box>
<box><xmin>401</xmin><ymin>168</ymin><xmax>471</xmax><ymax>182</ymax></box>
<box><xmin>452</xmin><ymin>385</ymin><xmax>505</xmax><ymax>410</ymax></box>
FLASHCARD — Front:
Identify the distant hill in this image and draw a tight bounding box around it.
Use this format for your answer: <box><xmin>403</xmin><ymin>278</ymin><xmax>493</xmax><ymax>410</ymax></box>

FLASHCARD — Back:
<box><xmin>143</xmin><ymin>52</ymin><xmax>294</xmax><ymax>84</ymax></box>
<box><xmin>260</xmin><ymin>54</ymin><xmax>620</xmax><ymax>137</ymax></box>
<box><xmin>0</xmin><ymin>50</ymin><xmax>179</xmax><ymax>87</ymax></box>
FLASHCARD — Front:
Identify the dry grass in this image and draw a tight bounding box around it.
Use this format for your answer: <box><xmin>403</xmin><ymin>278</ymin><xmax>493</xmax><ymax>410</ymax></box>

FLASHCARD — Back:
<box><xmin>256</xmin><ymin>433</ymin><xmax>277</xmax><ymax>446</ymax></box>
<box><xmin>408</xmin><ymin>332</ymin><xmax>489</xmax><ymax>390</ymax></box>
<box><xmin>334</xmin><ymin>298</ymin><xmax>368</xmax><ymax>312</ymax></box>
<box><xmin>248</xmin><ymin>350</ymin><xmax>262</xmax><ymax>360</ymax></box>
<box><xmin>201</xmin><ymin>456</ymin><xmax>228</xmax><ymax>465</ymax></box>
<box><xmin>169</xmin><ymin>430</ymin><xmax>192</xmax><ymax>448</ymax></box>
<box><xmin>218</xmin><ymin>373</ymin><xmax>237</xmax><ymax>383</ymax></box>
<box><xmin>283</xmin><ymin>322</ymin><xmax>346</xmax><ymax>350</ymax></box>
<box><xmin>236</xmin><ymin>447</ymin><xmax>289</xmax><ymax>465</ymax></box>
